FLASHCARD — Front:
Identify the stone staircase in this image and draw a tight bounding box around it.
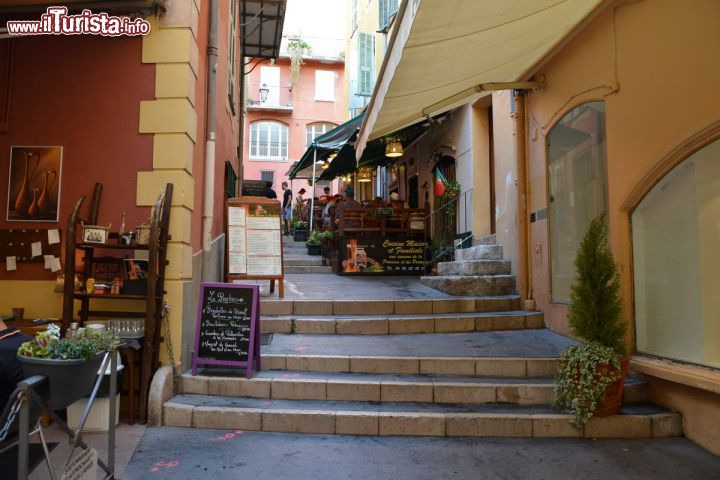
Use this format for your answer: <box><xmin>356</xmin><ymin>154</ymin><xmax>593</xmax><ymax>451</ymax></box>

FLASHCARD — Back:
<box><xmin>160</xmin><ymin>295</ymin><xmax>682</xmax><ymax>439</ymax></box>
<box><xmin>283</xmin><ymin>238</ymin><xmax>331</xmax><ymax>274</ymax></box>
<box><xmin>421</xmin><ymin>234</ymin><xmax>516</xmax><ymax>296</ymax></box>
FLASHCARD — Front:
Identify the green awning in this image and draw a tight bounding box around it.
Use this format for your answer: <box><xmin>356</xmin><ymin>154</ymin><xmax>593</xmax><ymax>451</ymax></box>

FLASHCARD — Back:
<box><xmin>288</xmin><ymin>113</ymin><xmax>365</xmax><ymax>180</ymax></box>
<box><xmin>318</xmin><ymin>118</ymin><xmax>430</xmax><ymax>181</ymax></box>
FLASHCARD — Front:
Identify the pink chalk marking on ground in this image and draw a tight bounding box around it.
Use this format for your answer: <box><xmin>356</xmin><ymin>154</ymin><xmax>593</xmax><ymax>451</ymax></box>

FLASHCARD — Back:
<box><xmin>150</xmin><ymin>460</ymin><xmax>180</xmax><ymax>471</ymax></box>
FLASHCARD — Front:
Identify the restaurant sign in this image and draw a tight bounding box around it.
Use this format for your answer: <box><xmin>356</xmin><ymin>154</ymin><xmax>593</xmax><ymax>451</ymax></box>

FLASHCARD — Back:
<box><xmin>339</xmin><ymin>236</ymin><xmax>429</xmax><ymax>275</ymax></box>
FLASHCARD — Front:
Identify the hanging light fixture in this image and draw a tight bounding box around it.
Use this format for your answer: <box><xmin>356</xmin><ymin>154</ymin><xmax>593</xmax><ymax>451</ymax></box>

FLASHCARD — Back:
<box><xmin>385</xmin><ymin>139</ymin><xmax>404</xmax><ymax>157</ymax></box>
<box><xmin>328</xmin><ymin>152</ymin><xmax>337</xmax><ymax>160</ymax></box>
<box><xmin>321</xmin><ymin>159</ymin><xmax>330</xmax><ymax>170</ymax></box>
<box><xmin>358</xmin><ymin>167</ymin><xmax>372</xmax><ymax>182</ymax></box>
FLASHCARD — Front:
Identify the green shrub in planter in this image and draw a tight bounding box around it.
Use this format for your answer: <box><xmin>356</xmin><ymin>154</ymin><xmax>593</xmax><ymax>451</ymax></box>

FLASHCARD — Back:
<box><xmin>17</xmin><ymin>325</ymin><xmax>122</xmax><ymax>409</ymax></box>
<box><xmin>554</xmin><ymin>213</ymin><xmax>628</xmax><ymax>425</ymax></box>
<box><xmin>554</xmin><ymin>341</ymin><xmax>621</xmax><ymax>426</ymax></box>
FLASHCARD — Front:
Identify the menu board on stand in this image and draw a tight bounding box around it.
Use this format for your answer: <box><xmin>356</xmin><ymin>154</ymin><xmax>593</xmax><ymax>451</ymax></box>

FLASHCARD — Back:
<box><xmin>225</xmin><ymin>196</ymin><xmax>284</xmax><ymax>297</ymax></box>
<box><xmin>191</xmin><ymin>283</ymin><xmax>261</xmax><ymax>378</ymax></box>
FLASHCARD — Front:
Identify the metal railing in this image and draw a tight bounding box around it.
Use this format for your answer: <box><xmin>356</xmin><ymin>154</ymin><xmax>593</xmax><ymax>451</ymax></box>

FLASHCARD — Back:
<box><xmin>424</xmin><ymin>188</ymin><xmax>474</xmax><ymax>271</ymax></box>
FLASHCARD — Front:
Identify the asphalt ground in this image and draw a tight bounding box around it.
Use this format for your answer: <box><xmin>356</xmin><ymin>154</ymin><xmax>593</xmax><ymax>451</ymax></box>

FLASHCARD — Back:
<box><xmin>122</xmin><ymin>427</ymin><xmax>720</xmax><ymax>480</ymax></box>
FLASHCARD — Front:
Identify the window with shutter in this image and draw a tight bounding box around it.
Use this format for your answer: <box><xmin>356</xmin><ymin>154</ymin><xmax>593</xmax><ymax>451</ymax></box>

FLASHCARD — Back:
<box><xmin>358</xmin><ymin>32</ymin><xmax>375</xmax><ymax>96</ymax></box>
<box><xmin>379</xmin><ymin>0</ymin><xmax>398</xmax><ymax>30</ymax></box>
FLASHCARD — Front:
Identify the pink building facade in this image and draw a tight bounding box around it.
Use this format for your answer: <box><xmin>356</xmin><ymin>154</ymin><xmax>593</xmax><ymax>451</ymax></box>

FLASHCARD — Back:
<box><xmin>243</xmin><ymin>55</ymin><xmax>346</xmax><ymax>198</ymax></box>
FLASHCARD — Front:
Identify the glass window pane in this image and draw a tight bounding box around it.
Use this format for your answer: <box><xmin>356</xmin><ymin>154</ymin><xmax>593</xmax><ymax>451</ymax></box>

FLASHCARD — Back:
<box><xmin>547</xmin><ymin>102</ymin><xmax>607</xmax><ymax>303</ymax></box>
<box><xmin>633</xmin><ymin>139</ymin><xmax>720</xmax><ymax>368</ymax></box>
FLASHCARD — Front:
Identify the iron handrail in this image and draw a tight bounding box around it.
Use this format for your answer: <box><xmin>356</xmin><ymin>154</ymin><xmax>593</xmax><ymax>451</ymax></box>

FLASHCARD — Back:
<box><xmin>424</xmin><ymin>188</ymin><xmax>474</xmax><ymax>270</ymax></box>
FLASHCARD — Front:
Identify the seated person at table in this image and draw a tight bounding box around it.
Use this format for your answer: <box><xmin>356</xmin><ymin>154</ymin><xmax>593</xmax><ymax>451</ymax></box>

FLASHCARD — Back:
<box><xmin>319</xmin><ymin>186</ymin><xmax>333</xmax><ymax>204</ymax></box>
<box><xmin>390</xmin><ymin>191</ymin><xmax>404</xmax><ymax>209</ymax></box>
<box><xmin>340</xmin><ymin>187</ymin><xmax>361</xmax><ymax>209</ymax></box>
<box><xmin>0</xmin><ymin>318</ymin><xmax>32</xmax><ymax>412</ymax></box>
<box><xmin>323</xmin><ymin>194</ymin><xmax>342</xmax><ymax>227</ymax></box>
<box><xmin>370</xmin><ymin>196</ymin><xmax>385</xmax><ymax>208</ymax></box>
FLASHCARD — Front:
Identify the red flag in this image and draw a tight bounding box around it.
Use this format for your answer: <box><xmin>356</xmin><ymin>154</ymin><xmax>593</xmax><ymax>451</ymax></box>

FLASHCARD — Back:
<box><xmin>435</xmin><ymin>169</ymin><xmax>446</xmax><ymax>197</ymax></box>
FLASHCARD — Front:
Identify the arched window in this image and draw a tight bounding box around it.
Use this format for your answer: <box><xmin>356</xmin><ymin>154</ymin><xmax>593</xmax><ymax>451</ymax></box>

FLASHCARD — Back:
<box><xmin>250</xmin><ymin>121</ymin><xmax>288</xmax><ymax>161</ymax></box>
<box><xmin>546</xmin><ymin>101</ymin><xmax>607</xmax><ymax>303</ymax></box>
<box><xmin>632</xmin><ymin>138</ymin><xmax>720</xmax><ymax>368</ymax></box>
<box><xmin>306</xmin><ymin>122</ymin><xmax>337</xmax><ymax>146</ymax></box>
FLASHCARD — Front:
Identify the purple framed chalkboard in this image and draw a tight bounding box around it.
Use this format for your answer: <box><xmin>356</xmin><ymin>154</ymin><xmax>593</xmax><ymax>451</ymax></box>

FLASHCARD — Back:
<box><xmin>191</xmin><ymin>282</ymin><xmax>261</xmax><ymax>378</ymax></box>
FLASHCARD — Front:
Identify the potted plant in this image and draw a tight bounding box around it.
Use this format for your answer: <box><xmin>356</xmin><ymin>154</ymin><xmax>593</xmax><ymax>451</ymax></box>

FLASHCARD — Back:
<box><xmin>17</xmin><ymin>324</ymin><xmax>121</xmax><ymax>410</ymax></box>
<box><xmin>554</xmin><ymin>213</ymin><xmax>628</xmax><ymax>425</ymax></box>
<box><xmin>292</xmin><ymin>219</ymin><xmax>308</xmax><ymax>242</ymax></box>
<box><xmin>306</xmin><ymin>230</ymin><xmax>322</xmax><ymax>255</ymax></box>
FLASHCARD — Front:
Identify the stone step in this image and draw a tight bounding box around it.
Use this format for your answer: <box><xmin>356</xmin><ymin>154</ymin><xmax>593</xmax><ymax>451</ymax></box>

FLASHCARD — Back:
<box><xmin>261</xmin><ymin>311</ymin><xmax>544</xmax><ymax>335</ymax></box>
<box><xmin>472</xmin><ymin>234</ymin><xmax>497</xmax><ymax>246</ymax></box>
<box><xmin>437</xmin><ymin>259</ymin><xmax>511</xmax><ymax>276</ymax></box>
<box><xmin>284</xmin><ymin>256</ymin><xmax>324</xmax><ymax>266</ymax></box>
<box><xmin>261</xmin><ymin>295</ymin><xmax>522</xmax><ymax>316</ymax></box>
<box><xmin>455</xmin><ymin>244</ymin><xmax>503</xmax><ymax>261</ymax></box>
<box><xmin>259</xmin><ymin>329</ymin><xmax>573</xmax><ymax>376</ymax></box>
<box><xmin>282</xmin><ymin>240</ymin><xmax>307</xmax><ymax>248</ymax></box>
<box><xmin>420</xmin><ymin>275</ymin><xmax>517</xmax><ymax>296</ymax></box>
<box><xmin>283</xmin><ymin>247</ymin><xmax>308</xmax><ymax>254</ymax></box>
<box><xmin>164</xmin><ymin>395</ymin><xmax>681</xmax><ymax>438</ymax></box>
<box><xmin>261</xmin><ymin>354</ymin><xmax>559</xmax><ymax>377</ymax></box>
<box><xmin>180</xmin><ymin>371</ymin><xmax>647</xmax><ymax>406</ymax></box>
<box><xmin>284</xmin><ymin>266</ymin><xmax>333</xmax><ymax>274</ymax></box>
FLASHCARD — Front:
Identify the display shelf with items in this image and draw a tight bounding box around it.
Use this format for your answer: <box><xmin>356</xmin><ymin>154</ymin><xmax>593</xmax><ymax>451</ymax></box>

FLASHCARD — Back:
<box><xmin>61</xmin><ymin>183</ymin><xmax>173</xmax><ymax>424</ymax></box>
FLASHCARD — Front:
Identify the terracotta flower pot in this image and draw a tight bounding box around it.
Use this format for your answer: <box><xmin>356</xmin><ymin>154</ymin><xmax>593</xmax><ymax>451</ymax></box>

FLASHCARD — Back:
<box><xmin>18</xmin><ymin>352</ymin><xmax>105</xmax><ymax>410</ymax></box>
<box><xmin>594</xmin><ymin>357</ymin><xmax>630</xmax><ymax>417</ymax></box>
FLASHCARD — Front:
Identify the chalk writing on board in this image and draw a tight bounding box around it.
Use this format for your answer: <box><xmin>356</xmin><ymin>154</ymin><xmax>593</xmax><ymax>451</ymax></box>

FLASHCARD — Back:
<box><xmin>197</xmin><ymin>286</ymin><xmax>254</xmax><ymax>362</ymax></box>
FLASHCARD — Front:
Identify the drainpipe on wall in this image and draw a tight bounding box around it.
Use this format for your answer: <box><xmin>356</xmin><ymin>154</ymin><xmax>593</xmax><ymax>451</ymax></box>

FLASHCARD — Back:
<box><xmin>513</xmin><ymin>90</ymin><xmax>535</xmax><ymax>310</ymax></box>
<box><xmin>201</xmin><ymin>0</ymin><xmax>218</xmax><ymax>281</ymax></box>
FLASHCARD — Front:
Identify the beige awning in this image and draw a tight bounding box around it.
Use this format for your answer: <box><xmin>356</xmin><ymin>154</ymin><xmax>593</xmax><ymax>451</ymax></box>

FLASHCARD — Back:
<box><xmin>356</xmin><ymin>0</ymin><xmax>612</xmax><ymax>158</ymax></box>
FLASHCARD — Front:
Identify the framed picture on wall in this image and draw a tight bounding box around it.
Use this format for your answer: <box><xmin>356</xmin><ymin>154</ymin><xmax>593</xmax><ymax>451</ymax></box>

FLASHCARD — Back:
<box><xmin>6</xmin><ymin>146</ymin><xmax>63</xmax><ymax>222</ymax></box>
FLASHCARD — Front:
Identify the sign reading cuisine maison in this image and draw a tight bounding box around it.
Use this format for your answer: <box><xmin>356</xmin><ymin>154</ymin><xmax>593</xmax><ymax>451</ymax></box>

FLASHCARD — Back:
<box><xmin>338</xmin><ymin>236</ymin><xmax>429</xmax><ymax>275</ymax></box>
<box><xmin>191</xmin><ymin>283</ymin><xmax>261</xmax><ymax>378</ymax></box>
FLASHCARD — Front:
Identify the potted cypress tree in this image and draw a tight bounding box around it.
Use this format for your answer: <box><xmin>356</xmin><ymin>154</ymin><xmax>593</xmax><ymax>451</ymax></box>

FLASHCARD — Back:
<box><xmin>17</xmin><ymin>325</ymin><xmax>121</xmax><ymax>410</ymax></box>
<box><xmin>554</xmin><ymin>213</ymin><xmax>629</xmax><ymax>425</ymax></box>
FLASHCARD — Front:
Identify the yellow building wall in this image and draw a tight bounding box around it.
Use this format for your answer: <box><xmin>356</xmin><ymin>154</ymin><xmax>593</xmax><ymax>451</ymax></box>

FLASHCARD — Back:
<box><xmin>139</xmin><ymin>2</ymin><xmax>200</xmax><ymax>366</ymax></box>
<box><xmin>524</xmin><ymin>0</ymin><xmax>720</xmax><ymax>454</ymax></box>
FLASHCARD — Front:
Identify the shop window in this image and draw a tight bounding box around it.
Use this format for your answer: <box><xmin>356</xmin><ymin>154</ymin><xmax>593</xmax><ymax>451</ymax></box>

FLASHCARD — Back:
<box><xmin>632</xmin><ymin>138</ymin><xmax>720</xmax><ymax>368</ymax></box>
<box><xmin>250</xmin><ymin>121</ymin><xmax>288</xmax><ymax>161</ymax></box>
<box><xmin>547</xmin><ymin>101</ymin><xmax>607</xmax><ymax>303</ymax></box>
<box><xmin>315</xmin><ymin>70</ymin><xmax>335</xmax><ymax>101</ymax></box>
<box><xmin>306</xmin><ymin>122</ymin><xmax>337</xmax><ymax>146</ymax></box>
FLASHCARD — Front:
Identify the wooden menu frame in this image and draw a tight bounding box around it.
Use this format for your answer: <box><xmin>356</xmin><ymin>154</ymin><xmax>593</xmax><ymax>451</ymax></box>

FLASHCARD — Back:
<box><xmin>191</xmin><ymin>282</ymin><xmax>261</xmax><ymax>378</ymax></box>
<box><xmin>225</xmin><ymin>196</ymin><xmax>285</xmax><ymax>298</ymax></box>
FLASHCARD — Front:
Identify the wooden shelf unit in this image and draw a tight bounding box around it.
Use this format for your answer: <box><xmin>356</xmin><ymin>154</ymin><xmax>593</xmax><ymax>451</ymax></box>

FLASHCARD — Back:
<box><xmin>61</xmin><ymin>183</ymin><xmax>173</xmax><ymax>424</ymax></box>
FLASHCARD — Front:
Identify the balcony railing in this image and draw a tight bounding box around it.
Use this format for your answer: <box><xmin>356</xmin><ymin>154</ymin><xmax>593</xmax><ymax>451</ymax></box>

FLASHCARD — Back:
<box><xmin>247</xmin><ymin>83</ymin><xmax>293</xmax><ymax>110</ymax></box>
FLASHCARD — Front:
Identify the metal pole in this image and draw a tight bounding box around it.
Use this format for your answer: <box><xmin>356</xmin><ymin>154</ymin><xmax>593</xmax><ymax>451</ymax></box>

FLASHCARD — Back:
<box><xmin>310</xmin><ymin>148</ymin><xmax>317</xmax><ymax>230</ymax></box>
<box><xmin>18</xmin><ymin>389</ymin><xmax>29</xmax><ymax>480</ymax></box>
<box><xmin>108</xmin><ymin>349</ymin><xmax>117</xmax><ymax>477</ymax></box>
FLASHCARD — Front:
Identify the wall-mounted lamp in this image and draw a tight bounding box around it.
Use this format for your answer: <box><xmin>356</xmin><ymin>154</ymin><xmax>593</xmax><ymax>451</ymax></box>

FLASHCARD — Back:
<box><xmin>259</xmin><ymin>83</ymin><xmax>270</xmax><ymax>103</ymax></box>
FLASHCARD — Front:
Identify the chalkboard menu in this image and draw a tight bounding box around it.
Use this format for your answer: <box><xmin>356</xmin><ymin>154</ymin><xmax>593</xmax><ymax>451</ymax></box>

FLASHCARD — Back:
<box><xmin>191</xmin><ymin>283</ymin><xmax>261</xmax><ymax>378</ymax></box>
